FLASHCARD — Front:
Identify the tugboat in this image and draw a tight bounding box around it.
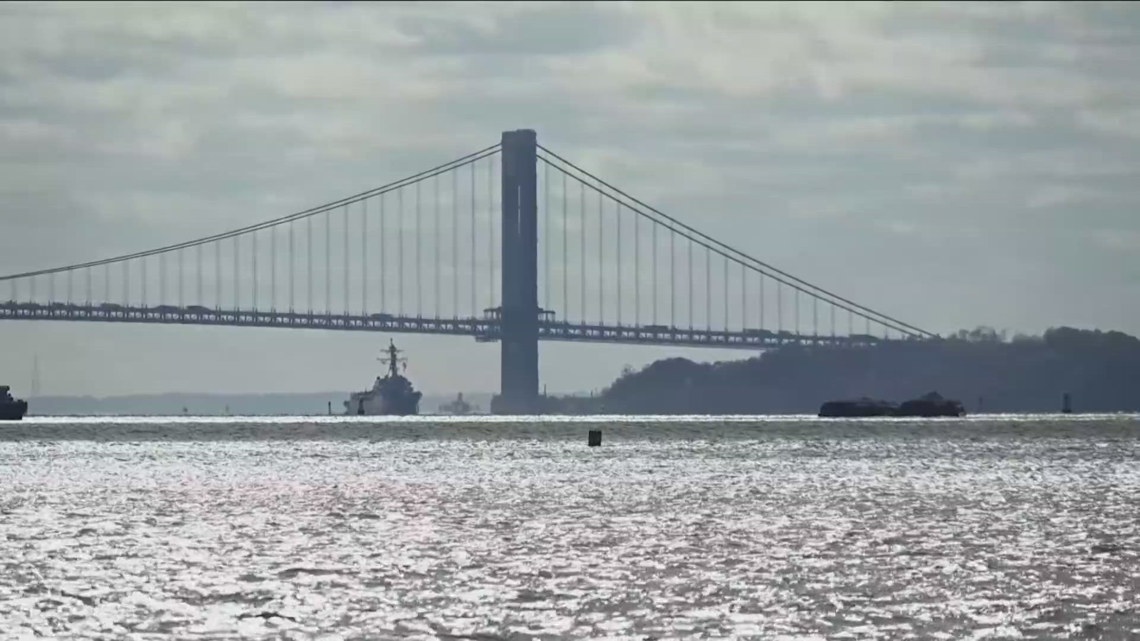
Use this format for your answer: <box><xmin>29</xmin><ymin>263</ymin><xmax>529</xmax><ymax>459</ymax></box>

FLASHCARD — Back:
<box><xmin>0</xmin><ymin>386</ymin><xmax>29</xmax><ymax>421</ymax></box>
<box><xmin>344</xmin><ymin>339</ymin><xmax>423</xmax><ymax>416</ymax></box>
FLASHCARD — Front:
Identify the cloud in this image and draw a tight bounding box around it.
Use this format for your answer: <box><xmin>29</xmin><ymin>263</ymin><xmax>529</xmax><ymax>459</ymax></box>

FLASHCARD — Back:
<box><xmin>0</xmin><ymin>1</ymin><xmax>1138</xmax><ymax>395</ymax></box>
<box><xmin>1090</xmin><ymin>229</ymin><xmax>1140</xmax><ymax>254</ymax></box>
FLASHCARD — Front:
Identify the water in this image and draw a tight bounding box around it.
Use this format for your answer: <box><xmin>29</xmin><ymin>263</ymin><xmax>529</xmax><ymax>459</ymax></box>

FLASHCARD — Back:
<box><xmin>1</xmin><ymin>415</ymin><xmax>1138</xmax><ymax>640</ymax></box>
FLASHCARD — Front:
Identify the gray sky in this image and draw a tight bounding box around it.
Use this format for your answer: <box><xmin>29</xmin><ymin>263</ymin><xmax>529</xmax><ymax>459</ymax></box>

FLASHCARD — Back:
<box><xmin>1</xmin><ymin>1</ymin><xmax>1138</xmax><ymax>397</ymax></box>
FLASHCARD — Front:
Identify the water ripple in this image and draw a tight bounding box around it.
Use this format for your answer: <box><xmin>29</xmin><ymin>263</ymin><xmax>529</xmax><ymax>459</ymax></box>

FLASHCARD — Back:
<box><xmin>0</xmin><ymin>417</ymin><xmax>1138</xmax><ymax>638</ymax></box>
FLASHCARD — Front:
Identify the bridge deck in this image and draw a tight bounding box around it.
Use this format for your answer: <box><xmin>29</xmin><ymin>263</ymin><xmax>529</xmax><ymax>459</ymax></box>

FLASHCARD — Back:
<box><xmin>0</xmin><ymin>302</ymin><xmax>903</xmax><ymax>350</ymax></box>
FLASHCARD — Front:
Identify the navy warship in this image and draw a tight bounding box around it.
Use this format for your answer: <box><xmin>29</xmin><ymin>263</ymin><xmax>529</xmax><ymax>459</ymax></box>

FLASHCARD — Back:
<box><xmin>344</xmin><ymin>339</ymin><xmax>423</xmax><ymax>416</ymax></box>
<box><xmin>0</xmin><ymin>386</ymin><xmax>28</xmax><ymax>421</ymax></box>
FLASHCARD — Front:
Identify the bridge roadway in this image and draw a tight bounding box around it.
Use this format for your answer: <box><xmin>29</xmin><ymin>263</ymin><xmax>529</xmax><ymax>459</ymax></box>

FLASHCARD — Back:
<box><xmin>0</xmin><ymin>301</ymin><xmax>901</xmax><ymax>350</ymax></box>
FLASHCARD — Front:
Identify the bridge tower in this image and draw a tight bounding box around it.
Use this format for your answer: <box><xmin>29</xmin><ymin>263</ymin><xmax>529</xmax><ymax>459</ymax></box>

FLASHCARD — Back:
<box><xmin>497</xmin><ymin>129</ymin><xmax>540</xmax><ymax>414</ymax></box>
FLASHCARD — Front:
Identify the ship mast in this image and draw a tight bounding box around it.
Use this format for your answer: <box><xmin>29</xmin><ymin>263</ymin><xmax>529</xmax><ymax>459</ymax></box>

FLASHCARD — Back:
<box><xmin>30</xmin><ymin>354</ymin><xmax>40</xmax><ymax>399</ymax></box>
<box><xmin>378</xmin><ymin>338</ymin><xmax>408</xmax><ymax>378</ymax></box>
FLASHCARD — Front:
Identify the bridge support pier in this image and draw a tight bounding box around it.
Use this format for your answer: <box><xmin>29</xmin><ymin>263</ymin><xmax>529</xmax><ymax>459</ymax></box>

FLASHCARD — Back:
<box><xmin>497</xmin><ymin>129</ymin><xmax>540</xmax><ymax>414</ymax></box>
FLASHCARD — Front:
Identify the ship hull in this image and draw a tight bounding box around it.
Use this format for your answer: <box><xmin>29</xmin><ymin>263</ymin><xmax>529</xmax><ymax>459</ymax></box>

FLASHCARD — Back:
<box><xmin>0</xmin><ymin>401</ymin><xmax>28</xmax><ymax>421</ymax></box>
<box><xmin>895</xmin><ymin>401</ymin><xmax>965</xmax><ymax>418</ymax></box>
<box><xmin>819</xmin><ymin>393</ymin><xmax>965</xmax><ymax>418</ymax></box>
<box><xmin>346</xmin><ymin>391</ymin><xmax>422</xmax><ymax>416</ymax></box>
<box><xmin>819</xmin><ymin>400</ymin><xmax>895</xmax><ymax>418</ymax></box>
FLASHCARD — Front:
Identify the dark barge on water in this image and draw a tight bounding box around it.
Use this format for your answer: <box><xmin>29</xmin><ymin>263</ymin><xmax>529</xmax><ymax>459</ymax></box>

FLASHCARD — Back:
<box><xmin>819</xmin><ymin>391</ymin><xmax>965</xmax><ymax>418</ymax></box>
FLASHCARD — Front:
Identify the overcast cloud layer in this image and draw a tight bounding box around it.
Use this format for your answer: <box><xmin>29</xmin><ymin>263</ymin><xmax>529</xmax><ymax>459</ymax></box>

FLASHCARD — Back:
<box><xmin>1</xmin><ymin>1</ymin><xmax>1137</xmax><ymax>397</ymax></box>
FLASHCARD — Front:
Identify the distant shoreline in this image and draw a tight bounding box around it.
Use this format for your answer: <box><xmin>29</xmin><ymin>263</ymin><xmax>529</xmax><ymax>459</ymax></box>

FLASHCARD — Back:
<box><xmin>15</xmin><ymin>411</ymin><xmax>1137</xmax><ymax>420</ymax></box>
<box><xmin>20</xmin><ymin>391</ymin><xmax>497</xmax><ymax>417</ymax></box>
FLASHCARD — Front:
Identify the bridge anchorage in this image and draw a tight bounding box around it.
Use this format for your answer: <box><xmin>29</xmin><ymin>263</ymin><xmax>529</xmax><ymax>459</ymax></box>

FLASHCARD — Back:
<box><xmin>0</xmin><ymin>129</ymin><xmax>936</xmax><ymax>414</ymax></box>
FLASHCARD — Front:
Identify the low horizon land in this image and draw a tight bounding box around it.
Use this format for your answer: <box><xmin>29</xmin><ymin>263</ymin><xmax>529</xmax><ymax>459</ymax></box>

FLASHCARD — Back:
<box><xmin>11</xmin><ymin>411</ymin><xmax>1137</xmax><ymax>420</ymax></box>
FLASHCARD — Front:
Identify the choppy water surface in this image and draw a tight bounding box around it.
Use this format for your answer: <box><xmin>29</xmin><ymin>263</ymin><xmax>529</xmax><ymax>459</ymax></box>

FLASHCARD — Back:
<box><xmin>1</xmin><ymin>415</ymin><xmax>1139</xmax><ymax>640</ymax></box>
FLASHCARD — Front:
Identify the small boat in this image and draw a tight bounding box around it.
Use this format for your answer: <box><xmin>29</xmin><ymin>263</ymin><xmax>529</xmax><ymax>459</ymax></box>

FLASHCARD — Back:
<box><xmin>438</xmin><ymin>392</ymin><xmax>477</xmax><ymax>415</ymax></box>
<box><xmin>0</xmin><ymin>385</ymin><xmax>28</xmax><ymax>421</ymax></box>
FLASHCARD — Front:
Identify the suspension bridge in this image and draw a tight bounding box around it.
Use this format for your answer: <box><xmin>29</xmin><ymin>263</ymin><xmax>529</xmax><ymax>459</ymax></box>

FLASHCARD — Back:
<box><xmin>0</xmin><ymin>129</ymin><xmax>935</xmax><ymax>413</ymax></box>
